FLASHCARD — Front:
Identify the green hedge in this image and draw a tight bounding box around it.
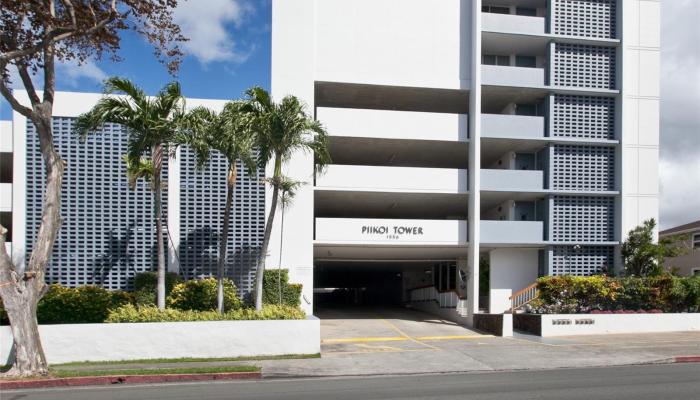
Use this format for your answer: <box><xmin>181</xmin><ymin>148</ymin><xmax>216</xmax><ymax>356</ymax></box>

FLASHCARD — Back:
<box><xmin>530</xmin><ymin>275</ymin><xmax>700</xmax><ymax>314</ymax></box>
<box><xmin>0</xmin><ymin>285</ymin><xmax>132</xmax><ymax>324</ymax></box>
<box><xmin>262</xmin><ymin>269</ymin><xmax>302</xmax><ymax>307</ymax></box>
<box><xmin>132</xmin><ymin>272</ymin><xmax>183</xmax><ymax>307</ymax></box>
<box><xmin>105</xmin><ymin>303</ymin><xmax>306</xmax><ymax>323</ymax></box>
<box><xmin>167</xmin><ymin>278</ymin><xmax>242</xmax><ymax>311</ymax></box>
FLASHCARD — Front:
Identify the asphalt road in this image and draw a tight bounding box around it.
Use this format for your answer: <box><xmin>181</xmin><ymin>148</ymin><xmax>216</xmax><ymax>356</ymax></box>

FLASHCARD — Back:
<box><xmin>4</xmin><ymin>363</ymin><xmax>699</xmax><ymax>400</ymax></box>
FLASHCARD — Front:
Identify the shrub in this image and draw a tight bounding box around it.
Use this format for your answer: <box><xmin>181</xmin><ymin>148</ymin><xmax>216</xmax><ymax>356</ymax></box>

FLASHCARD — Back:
<box><xmin>531</xmin><ymin>275</ymin><xmax>700</xmax><ymax>314</ymax></box>
<box><xmin>263</xmin><ymin>269</ymin><xmax>302</xmax><ymax>307</ymax></box>
<box><xmin>36</xmin><ymin>285</ymin><xmax>132</xmax><ymax>324</ymax></box>
<box><xmin>167</xmin><ymin>278</ymin><xmax>242</xmax><ymax>311</ymax></box>
<box><xmin>132</xmin><ymin>271</ymin><xmax>183</xmax><ymax>306</ymax></box>
<box><xmin>106</xmin><ymin>303</ymin><xmax>306</xmax><ymax>323</ymax></box>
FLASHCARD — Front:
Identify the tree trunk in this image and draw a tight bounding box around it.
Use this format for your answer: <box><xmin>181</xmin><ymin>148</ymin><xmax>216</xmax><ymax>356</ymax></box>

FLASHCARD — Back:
<box><xmin>1</xmin><ymin>290</ymin><xmax>47</xmax><ymax>377</ymax></box>
<box><xmin>217</xmin><ymin>163</ymin><xmax>237</xmax><ymax>314</ymax></box>
<box><xmin>153</xmin><ymin>144</ymin><xmax>166</xmax><ymax>311</ymax></box>
<box><xmin>278</xmin><ymin>205</ymin><xmax>285</xmax><ymax>305</ymax></box>
<box><xmin>254</xmin><ymin>160</ymin><xmax>281</xmax><ymax>311</ymax></box>
<box><xmin>0</xmin><ymin>108</ymin><xmax>62</xmax><ymax>376</ymax></box>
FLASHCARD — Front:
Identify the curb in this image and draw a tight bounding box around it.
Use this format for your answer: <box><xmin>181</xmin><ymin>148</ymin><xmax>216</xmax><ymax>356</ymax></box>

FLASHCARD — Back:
<box><xmin>673</xmin><ymin>356</ymin><xmax>700</xmax><ymax>363</ymax></box>
<box><xmin>0</xmin><ymin>371</ymin><xmax>261</xmax><ymax>390</ymax></box>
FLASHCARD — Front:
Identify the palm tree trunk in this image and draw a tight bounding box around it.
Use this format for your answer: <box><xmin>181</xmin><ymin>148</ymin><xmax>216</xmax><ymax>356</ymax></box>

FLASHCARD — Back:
<box><xmin>218</xmin><ymin>163</ymin><xmax>237</xmax><ymax>314</ymax></box>
<box><xmin>278</xmin><ymin>205</ymin><xmax>285</xmax><ymax>305</ymax></box>
<box><xmin>255</xmin><ymin>159</ymin><xmax>281</xmax><ymax>311</ymax></box>
<box><xmin>153</xmin><ymin>144</ymin><xmax>166</xmax><ymax>311</ymax></box>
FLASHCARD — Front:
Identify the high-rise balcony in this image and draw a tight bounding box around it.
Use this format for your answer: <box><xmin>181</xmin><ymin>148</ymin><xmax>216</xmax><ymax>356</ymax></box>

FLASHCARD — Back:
<box><xmin>316</xmin><ymin>165</ymin><xmax>468</xmax><ymax>193</ymax></box>
<box><xmin>482</xmin><ymin>12</ymin><xmax>546</xmax><ymax>36</ymax></box>
<box><xmin>480</xmin><ymin>220</ymin><xmax>544</xmax><ymax>245</ymax></box>
<box><xmin>317</xmin><ymin>107</ymin><xmax>468</xmax><ymax>142</ymax></box>
<box><xmin>0</xmin><ymin>183</ymin><xmax>11</xmax><ymax>211</ymax></box>
<box><xmin>481</xmin><ymin>169</ymin><xmax>544</xmax><ymax>192</ymax></box>
<box><xmin>481</xmin><ymin>114</ymin><xmax>545</xmax><ymax>139</ymax></box>
<box><xmin>481</xmin><ymin>65</ymin><xmax>546</xmax><ymax>88</ymax></box>
<box><xmin>315</xmin><ymin>218</ymin><xmax>467</xmax><ymax>245</ymax></box>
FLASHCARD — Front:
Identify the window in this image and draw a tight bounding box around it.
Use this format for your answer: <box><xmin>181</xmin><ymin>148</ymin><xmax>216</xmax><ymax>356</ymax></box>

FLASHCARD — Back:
<box><xmin>693</xmin><ymin>233</ymin><xmax>700</xmax><ymax>249</ymax></box>
<box><xmin>693</xmin><ymin>269</ymin><xmax>700</xmax><ymax>277</ymax></box>
<box><xmin>0</xmin><ymin>153</ymin><xmax>11</xmax><ymax>183</ymax></box>
<box><xmin>0</xmin><ymin>212</ymin><xmax>11</xmax><ymax>242</ymax></box>
<box><xmin>515</xmin><ymin>55</ymin><xmax>537</xmax><ymax>68</ymax></box>
<box><xmin>482</xmin><ymin>5</ymin><xmax>510</xmax><ymax>14</ymax></box>
<box><xmin>482</xmin><ymin>55</ymin><xmax>510</xmax><ymax>66</ymax></box>
<box><xmin>516</xmin><ymin>7</ymin><xmax>537</xmax><ymax>16</ymax></box>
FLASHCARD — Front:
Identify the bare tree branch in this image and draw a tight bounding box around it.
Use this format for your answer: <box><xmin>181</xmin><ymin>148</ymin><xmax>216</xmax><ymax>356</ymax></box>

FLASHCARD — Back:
<box><xmin>0</xmin><ymin>76</ymin><xmax>34</xmax><ymax>119</ymax></box>
<box><xmin>16</xmin><ymin>64</ymin><xmax>40</xmax><ymax>106</ymax></box>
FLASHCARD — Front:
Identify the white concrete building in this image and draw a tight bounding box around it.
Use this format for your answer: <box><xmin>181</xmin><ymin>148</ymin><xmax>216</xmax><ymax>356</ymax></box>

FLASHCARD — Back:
<box><xmin>1</xmin><ymin>0</ymin><xmax>660</xmax><ymax>323</ymax></box>
<box><xmin>270</xmin><ymin>0</ymin><xmax>660</xmax><ymax>321</ymax></box>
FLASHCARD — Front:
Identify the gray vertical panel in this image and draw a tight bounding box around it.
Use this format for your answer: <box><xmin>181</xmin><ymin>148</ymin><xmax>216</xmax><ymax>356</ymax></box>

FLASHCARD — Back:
<box><xmin>553</xmin><ymin>43</ymin><xmax>617</xmax><ymax>89</ymax></box>
<box><xmin>26</xmin><ymin>118</ymin><xmax>166</xmax><ymax>290</ymax></box>
<box><xmin>552</xmin><ymin>0</ymin><xmax>617</xmax><ymax>39</ymax></box>
<box><xmin>552</xmin><ymin>95</ymin><xmax>615</xmax><ymax>139</ymax></box>
<box><xmin>551</xmin><ymin>144</ymin><xmax>615</xmax><ymax>191</ymax></box>
<box><xmin>178</xmin><ymin>147</ymin><xmax>265</xmax><ymax>297</ymax></box>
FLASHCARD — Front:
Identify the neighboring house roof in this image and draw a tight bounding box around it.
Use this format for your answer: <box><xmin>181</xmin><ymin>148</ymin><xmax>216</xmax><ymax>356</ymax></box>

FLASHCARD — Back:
<box><xmin>660</xmin><ymin>219</ymin><xmax>700</xmax><ymax>237</ymax></box>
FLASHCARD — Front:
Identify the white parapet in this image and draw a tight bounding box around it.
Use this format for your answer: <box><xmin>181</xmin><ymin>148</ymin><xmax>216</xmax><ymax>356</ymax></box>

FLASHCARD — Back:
<box><xmin>315</xmin><ymin>218</ymin><xmax>467</xmax><ymax>245</ymax></box>
<box><xmin>317</xmin><ymin>165</ymin><xmax>468</xmax><ymax>193</ymax></box>
<box><xmin>0</xmin><ymin>183</ymin><xmax>11</xmax><ymax>211</ymax></box>
<box><xmin>537</xmin><ymin>313</ymin><xmax>700</xmax><ymax>337</ymax></box>
<box><xmin>317</xmin><ymin>107</ymin><xmax>468</xmax><ymax>142</ymax></box>
<box><xmin>481</xmin><ymin>65</ymin><xmax>546</xmax><ymax>88</ymax></box>
<box><xmin>0</xmin><ymin>317</ymin><xmax>320</xmax><ymax>364</ymax></box>
<box><xmin>481</xmin><ymin>13</ymin><xmax>546</xmax><ymax>35</ymax></box>
<box><xmin>480</xmin><ymin>220</ymin><xmax>544</xmax><ymax>244</ymax></box>
<box><xmin>481</xmin><ymin>114</ymin><xmax>545</xmax><ymax>139</ymax></box>
<box><xmin>480</xmin><ymin>169</ymin><xmax>544</xmax><ymax>192</ymax></box>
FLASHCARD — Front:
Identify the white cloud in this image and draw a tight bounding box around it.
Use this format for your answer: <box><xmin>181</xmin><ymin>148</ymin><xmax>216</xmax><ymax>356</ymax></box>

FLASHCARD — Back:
<box><xmin>7</xmin><ymin>59</ymin><xmax>107</xmax><ymax>90</ymax></box>
<box><xmin>659</xmin><ymin>158</ymin><xmax>700</xmax><ymax>230</ymax></box>
<box><xmin>57</xmin><ymin>59</ymin><xmax>107</xmax><ymax>87</ymax></box>
<box><xmin>174</xmin><ymin>0</ymin><xmax>255</xmax><ymax>65</ymax></box>
<box><xmin>659</xmin><ymin>1</ymin><xmax>700</xmax><ymax>229</ymax></box>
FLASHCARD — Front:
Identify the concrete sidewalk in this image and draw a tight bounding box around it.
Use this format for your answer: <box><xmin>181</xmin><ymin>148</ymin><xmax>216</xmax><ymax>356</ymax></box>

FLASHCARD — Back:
<box><xmin>60</xmin><ymin>331</ymin><xmax>696</xmax><ymax>378</ymax></box>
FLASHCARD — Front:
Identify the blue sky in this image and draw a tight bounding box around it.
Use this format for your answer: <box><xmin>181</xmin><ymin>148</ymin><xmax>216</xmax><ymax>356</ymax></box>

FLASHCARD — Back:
<box><xmin>1</xmin><ymin>0</ymin><xmax>272</xmax><ymax>120</ymax></box>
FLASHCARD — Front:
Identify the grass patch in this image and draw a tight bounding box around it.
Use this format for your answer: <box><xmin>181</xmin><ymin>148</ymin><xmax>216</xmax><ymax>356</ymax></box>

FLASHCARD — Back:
<box><xmin>53</xmin><ymin>353</ymin><xmax>320</xmax><ymax>368</ymax></box>
<box><xmin>50</xmin><ymin>365</ymin><xmax>259</xmax><ymax>378</ymax></box>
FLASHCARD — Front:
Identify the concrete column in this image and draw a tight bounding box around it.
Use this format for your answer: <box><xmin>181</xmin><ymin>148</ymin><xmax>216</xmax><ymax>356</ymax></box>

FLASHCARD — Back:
<box><xmin>466</xmin><ymin>0</ymin><xmax>482</xmax><ymax>325</ymax></box>
<box><xmin>167</xmin><ymin>147</ymin><xmax>181</xmax><ymax>274</ymax></box>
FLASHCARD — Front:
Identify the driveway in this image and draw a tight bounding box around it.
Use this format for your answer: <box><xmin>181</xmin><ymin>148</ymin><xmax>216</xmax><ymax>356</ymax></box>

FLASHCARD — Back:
<box><xmin>253</xmin><ymin>306</ymin><xmax>700</xmax><ymax>377</ymax></box>
<box><xmin>317</xmin><ymin>306</ymin><xmax>484</xmax><ymax>355</ymax></box>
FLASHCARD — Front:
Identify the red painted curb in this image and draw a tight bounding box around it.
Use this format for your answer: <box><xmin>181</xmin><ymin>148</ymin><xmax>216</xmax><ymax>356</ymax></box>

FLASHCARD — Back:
<box><xmin>0</xmin><ymin>371</ymin><xmax>261</xmax><ymax>390</ymax></box>
<box><xmin>674</xmin><ymin>356</ymin><xmax>700</xmax><ymax>363</ymax></box>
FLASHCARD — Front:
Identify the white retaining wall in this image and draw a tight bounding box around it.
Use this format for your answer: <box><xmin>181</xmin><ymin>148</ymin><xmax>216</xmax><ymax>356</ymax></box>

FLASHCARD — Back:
<box><xmin>539</xmin><ymin>313</ymin><xmax>700</xmax><ymax>337</ymax></box>
<box><xmin>0</xmin><ymin>317</ymin><xmax>320</xmax><ymax>365</ymax></box>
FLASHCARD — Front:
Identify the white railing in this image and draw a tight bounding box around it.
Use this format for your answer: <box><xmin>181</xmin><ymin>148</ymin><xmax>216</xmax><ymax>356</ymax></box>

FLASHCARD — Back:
<box><xmin>408</xmin><ymin>286</ymin><xmax>461</xmax><ymax>308</ymax></box>
<box><xmin>438</xmin><ymin>291</ymin><xmax>460</xmax><ymax>308</ymax></box>
<box><xmin>409</xmin><ymin>286</ymin><xmax>437</xmax><ymax>303</ymax></box>
<box><xmin>509</xmin><ymin>283</ymin><xmax>539</xmax><ymax>313</ymax></box>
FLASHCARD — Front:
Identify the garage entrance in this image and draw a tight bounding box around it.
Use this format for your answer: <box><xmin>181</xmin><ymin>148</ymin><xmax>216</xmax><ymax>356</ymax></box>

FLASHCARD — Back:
<box><xmin>313</xmin><ymin>261</ymin><xmax>439</xmax><ymax>309</ymax></box>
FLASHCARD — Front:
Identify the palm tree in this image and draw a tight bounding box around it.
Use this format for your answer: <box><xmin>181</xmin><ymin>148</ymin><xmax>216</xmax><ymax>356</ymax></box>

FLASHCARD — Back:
<box><xmin>75</xmin><ymin>77</ymin><xmax>185</xmax><ymax>310</ymax></box>
<box><xmin>177</xmin><ymin>102</ymin><xmax>257</xmax><ymax>314</ymax></box>
<box><xmin>246</xmin><ymin>87</ymin><xmax>331</xmax><ymax>311</ymax></box>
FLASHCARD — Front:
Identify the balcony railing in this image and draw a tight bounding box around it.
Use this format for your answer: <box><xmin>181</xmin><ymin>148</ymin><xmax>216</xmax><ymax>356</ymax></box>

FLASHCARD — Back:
<box><xmin>316</xmin><ymin>165</ymin><xmax>468</xmax><ymax>193</ymax></box>
<box><xmin>481</xmin><ymin>169</ymin><xmax>544</xmax><ymax>192</ymax></box>
<box><xmin>480</xmin><ymin>220</ymin><xmax>544</xmax><ymax>244</ymax></box>
<box><xmin>0</xmin><ymin>183</ymin><xmax>11</xmax><ymax>211</ymax></box>
<box><xmin>315</xmin><ymin>218</ymin><xmax>467</xmax><ymax>244</ymax></box>
<box><xmin>481</xmin><ymin>65</ymin><xmax>546</xmax><ymax>88</ymax></box>
<box><xmin>481</xmin><ymin>114</ymin><xmax>545</xmax><ymax>139</ymax></box>
<box><xmin>482</xmin><ymin>12</ymin><xmax>546</xmax><ymax>35</ymax></box>
<box><xmin>317</xmin><ymin>107</ymin><xmax>468</xmax><ymax>142</ymax></box>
